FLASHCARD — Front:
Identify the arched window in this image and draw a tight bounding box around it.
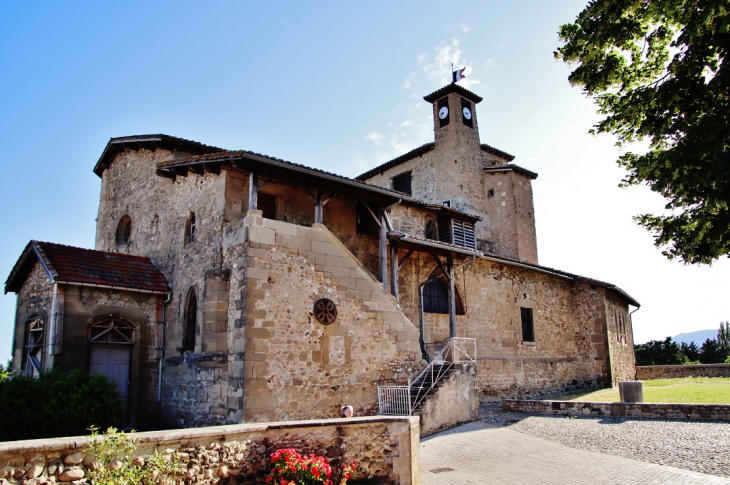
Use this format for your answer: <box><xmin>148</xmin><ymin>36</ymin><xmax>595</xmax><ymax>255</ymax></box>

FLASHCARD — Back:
<box><xmin>88</xmin><ymin>314</ymin><xmax>136</xmax><ymax>344</ymax></box>
<box><xmin>183</xmin><ymin>288</ymin><xmax>197</xmax><ymax>352</ymax></box>
<box><xmin>24</xmin><ymin>313</ymin><xmax>45</xmax><ymax>376</ymax></box>
<box><xmin>115</xmin><ymin>215</ymin><xmax>132</xmax><ymax>250</ymax></box>
<box><xmin>185</xmin><ymin>212</ymin><xmax>196</xmax><ymax>245</ymax></box>
<box><xmin>423</xmin><ymin>270</ymin><xmax>465</xmax><ymax>315</ymax></box>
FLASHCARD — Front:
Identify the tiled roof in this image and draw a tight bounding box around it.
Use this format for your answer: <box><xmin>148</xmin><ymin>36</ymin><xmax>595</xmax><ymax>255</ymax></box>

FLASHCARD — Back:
<box><xmin>423</xmin><ymin>83</ymin><xmax>483</xmax><ymax>104</ymax></box>
<box><xmin>484</xmin><ymin>164</ymin><xmax>538</xmax><ymax>180</ymax></box>
<box><xmin>5</xmin><ymin>241</ymin><xmax>170</xmax><ymax>294</ymax></box>
<box><xmin>94</xmin><ymin>134</ymin><xmax>223</xmax><ymax>177</ymax></box>
<box><xmin>388</xmin><ymin>232</ymin><xmax>639</xmax><ymax>307</ymax></box>
<box><xmin>355</xmin><ymin>143</ymin><xmax>435</xmax><ymax>181</ymax></box>
<box><xmin>481</xmin><ymin>144</ymin><xmax>515</xmax><ymax>161</ymax></box>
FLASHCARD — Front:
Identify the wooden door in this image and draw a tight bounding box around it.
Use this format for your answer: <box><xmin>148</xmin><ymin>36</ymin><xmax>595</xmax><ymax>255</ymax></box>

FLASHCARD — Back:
<box><xmin>90</xmin><ymin>345</ymin><xmax>131</xmax><ymax>412</ymax></box>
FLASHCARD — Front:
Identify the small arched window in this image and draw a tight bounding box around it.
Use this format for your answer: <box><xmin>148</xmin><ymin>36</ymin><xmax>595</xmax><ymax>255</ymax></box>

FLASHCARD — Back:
<box><xmin>24</xmin><ymin>313</ymin><xmax>45</xmax><ymax>376</ymax></box>
<box><xmin>423</xmin><ymin>270</ymin><xmax>465</xmax><ymax>315</ymax></box>
<box><xmin>115</xmin><ymin>215</ymin><xmax>132</xmax><ymax>250</ymax></box>
<box><xmin>182</xmin><ymin>288</ymin><xmax>197</xmax><ymax>352</ymax></box>
<box><xmin>185</xmin><ymin>212</ymin><xmax>196</xmax><ymax>245</ymax></box>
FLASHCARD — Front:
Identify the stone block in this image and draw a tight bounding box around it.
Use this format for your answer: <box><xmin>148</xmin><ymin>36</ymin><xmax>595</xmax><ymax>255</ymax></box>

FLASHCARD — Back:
<box><xmin>276</xmin><ymin>234</ymin><xmax>312</xmax><ymax>251</ymax></box>
<box><xmin>265</xmin><ymin>218</ymin><xmax>299</xmax><ymax>236</ymax></box>
<box><xmin>246</xmin><ymin>267</ymin><xmax>269</xmax><ymax>281</ymax></box>
<box><xmin>311</xmin><ymin>240</ymin><xmax>339</xmax><ymax>255</ymax></box>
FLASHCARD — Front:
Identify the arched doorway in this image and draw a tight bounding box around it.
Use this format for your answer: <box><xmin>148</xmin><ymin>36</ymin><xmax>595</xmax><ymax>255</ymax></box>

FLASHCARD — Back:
<box><xmin>88</xmin><ymin>315</ymin><xmax>135</xmax><ymax>415</ymax></box>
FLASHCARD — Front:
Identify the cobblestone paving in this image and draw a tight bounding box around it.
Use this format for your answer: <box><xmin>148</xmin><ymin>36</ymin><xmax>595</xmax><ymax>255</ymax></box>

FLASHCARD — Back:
<box><xmin>421</xmin><ymin>419</ymin><xmax>730</xmax><ymax>485</ymax></box>
<box><xmin>479</xmin><ymin>403</ymin><xmax>730</xmax><ymax>479</ymax></box>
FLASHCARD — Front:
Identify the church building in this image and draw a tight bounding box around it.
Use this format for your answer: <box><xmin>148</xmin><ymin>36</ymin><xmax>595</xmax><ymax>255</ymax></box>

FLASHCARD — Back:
<box><xmin>5</xmin><ymin>83</ymin><xmax>638</xmax><ymax>431</ymax></box>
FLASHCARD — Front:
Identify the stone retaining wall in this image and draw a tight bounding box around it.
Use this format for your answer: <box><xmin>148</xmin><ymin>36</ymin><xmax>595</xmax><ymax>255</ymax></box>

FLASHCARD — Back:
<box><xmin>502</xmin><ymin>399</ymin><xmax>730</xmax><ymax>421</ymax></box>
<box><xmin>637</xmin><ymin>364</ymin><xmax>730</xmax><ymax>380</ymax></box>
<box><xmin>0</xmin><ymin>416</ymin><xmax>420</xmax><ymax>485</ymax></box>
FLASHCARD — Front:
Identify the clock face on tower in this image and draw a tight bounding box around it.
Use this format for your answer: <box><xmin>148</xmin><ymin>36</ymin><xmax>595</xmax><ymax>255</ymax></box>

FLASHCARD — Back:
<box><xmin>438</xmin><ymin>106</ymin><xmax>449</xmax><ymax>120</ymax></box>
<box><xmin>462</xmin><ymin>106</ymin><xmax>472</xmax><ymax>120</ymax></box>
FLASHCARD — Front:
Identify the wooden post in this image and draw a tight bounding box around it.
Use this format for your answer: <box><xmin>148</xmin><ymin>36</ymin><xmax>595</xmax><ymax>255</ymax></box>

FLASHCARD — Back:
<box><xmin>447</xmin><ymin>254</ymin><xmax>456</xmax><ymax>338</ymax></box>
<box><xmin>248</xmin><ymin>171</ymin><xmax>258</xmax><ymax>211</ymax></box>
<box><xmin>379</xmin><ymin>212</ymin><xmax>388</xmax><ymax>293</ymax></box>
<box><xmin>315</xmin><ymin>189</ymin><xmax>323</xmax><ymax>224</ymax></box>
<box><xmin>390</xmin><ymin>243</ymin><xmax>399</xmax><ymax>300</ymax></box>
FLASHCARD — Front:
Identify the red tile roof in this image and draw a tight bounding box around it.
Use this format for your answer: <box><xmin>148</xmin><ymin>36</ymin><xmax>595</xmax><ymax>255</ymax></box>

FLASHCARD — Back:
<box><xmin>5</xmin><ymin>241</ymin><xmax>170</xmax><ymax>294</ymax></box>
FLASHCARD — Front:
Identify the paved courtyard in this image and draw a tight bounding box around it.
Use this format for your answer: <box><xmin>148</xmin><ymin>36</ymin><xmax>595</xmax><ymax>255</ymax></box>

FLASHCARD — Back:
<box><xmin>420</xmin><ymin>421</ymin><xmax>730</xmax><ymax>484</ymax></box>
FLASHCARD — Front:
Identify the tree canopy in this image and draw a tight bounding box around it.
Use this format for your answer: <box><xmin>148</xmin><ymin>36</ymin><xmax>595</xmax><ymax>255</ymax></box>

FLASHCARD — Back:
<box><xmin>556</xmin><ymin>0</ymin><xmax>730</xmax><ymax>264</ymax></box>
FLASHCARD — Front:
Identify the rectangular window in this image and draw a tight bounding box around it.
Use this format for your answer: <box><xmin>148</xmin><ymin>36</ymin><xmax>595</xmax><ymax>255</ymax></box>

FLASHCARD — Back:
<box><xmin>436</xmin><ymin>214</ymin><xmax>476</xmax><ymax>249</ymax></box>
<box><xmin>393</xmin><ymin>172</ymin><xmax>412</xmax><ymax>196</ymax></box>
<box><xmin>521</xmin><ymin>307</ymin><xmax>534</xmax><ymax>342</ymax></box>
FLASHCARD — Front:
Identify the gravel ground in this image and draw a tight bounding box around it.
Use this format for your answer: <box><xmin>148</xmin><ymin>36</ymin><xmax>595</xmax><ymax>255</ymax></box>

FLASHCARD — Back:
<box><xmin>479</xmin><ymin>403</ymin><xmax>730</xmax><ymax>479</ymax></box>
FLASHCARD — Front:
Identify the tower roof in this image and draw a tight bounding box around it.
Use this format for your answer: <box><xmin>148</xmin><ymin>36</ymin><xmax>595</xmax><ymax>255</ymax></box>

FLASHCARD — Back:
<box><xmin>423</xmin><ymin>83</ymin><xmax>483</xmax><ymax>104</ymax></box>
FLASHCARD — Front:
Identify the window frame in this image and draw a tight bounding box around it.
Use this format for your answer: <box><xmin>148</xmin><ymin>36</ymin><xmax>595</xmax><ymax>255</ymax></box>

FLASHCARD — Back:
<box><xmin>182</xmin><ymin>288</ymin><xmax>197</xmax><ymax>353</ymax></box>
<box><xmin>519</xmin><ymin>306</ymin><xmax>536</xmax><ymax>344</ymax></box>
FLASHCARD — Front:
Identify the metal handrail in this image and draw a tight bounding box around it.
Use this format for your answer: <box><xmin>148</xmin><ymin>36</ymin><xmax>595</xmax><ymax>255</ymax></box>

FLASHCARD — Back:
<box><xmin>378</xmin><ymin>337</ymin><xmax>476</xmax><ymax>415</ymax></box>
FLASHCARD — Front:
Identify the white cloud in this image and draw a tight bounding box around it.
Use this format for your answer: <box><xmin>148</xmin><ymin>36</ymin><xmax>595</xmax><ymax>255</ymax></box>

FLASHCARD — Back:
<box><xmin>280</xmin><ymin>19</ymin><xmax>290</xmax><ymax>26</ymax></box>
<box><xmin>460</xmin><ymin>23</ymin><xmax>470</xmax><ymax>33</ymax></box>
<box><xmin>365</xmin><ymin>132</ymin><xmax>384</xmax><ymax>145</ymax></box>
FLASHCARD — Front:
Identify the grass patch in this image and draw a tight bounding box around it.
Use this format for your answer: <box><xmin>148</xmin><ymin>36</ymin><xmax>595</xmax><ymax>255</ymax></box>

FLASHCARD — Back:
<box><xmin>551</xmin><ymin>377</ymin><xmax>730</xmax><ymax>404</ymax></box>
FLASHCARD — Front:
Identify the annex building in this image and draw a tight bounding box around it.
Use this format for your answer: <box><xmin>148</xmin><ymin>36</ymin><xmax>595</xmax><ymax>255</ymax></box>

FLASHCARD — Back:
<box><xmin>5</xmin><ymin>83</ymin><xmax>638</xmax><ymax>432</ymax></box>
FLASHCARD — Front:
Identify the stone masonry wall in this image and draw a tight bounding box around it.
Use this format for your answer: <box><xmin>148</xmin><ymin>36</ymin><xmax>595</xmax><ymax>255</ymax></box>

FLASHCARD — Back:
<box><xmin>59</xmin><ymin>285</ymin><xmax>161</xmax><ymax>428</ymax></box>
<box><xmin>637</xmin><ymin>364</ymin><xmax>730</xmax><ymax>380</ymax></box>
<box><xmin>11</xmin><ymin>262</ymin><xmax>54</xmax><ymax>372</ymax></box>
<box><xmin>0</xmin><ymin>416</ymin><xmax>420</xmax><ymax>485</ymax></box>
<box><xmin>238</xmin><ymin>213</ymin><xmax>421</xmax><ymax>423</ymax></box>
<box><xmin>502</xmin><ymin>399</ymin><xmax>730</xmax><ymax>422</ymax></box>
<box><xmin>605</xmin><ymin>291</ymin><xmax>637</xmax><ymax>385</ymax></box>
<box><xmin>392</xmin><ymin>252</ymin><xmax>611</xmax><ymax>400</ymax></box>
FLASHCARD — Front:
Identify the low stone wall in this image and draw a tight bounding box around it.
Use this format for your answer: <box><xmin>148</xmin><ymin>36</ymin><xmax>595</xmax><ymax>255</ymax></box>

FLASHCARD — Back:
<box><xmin>502</xmin><ymin>399</ymin><xmax>730</xmax><ymax>421</ymax></box>
<box><xmin>637</xmin><ymin>364</ymin><xmax>730</xmax><ymax>380</ymax></box>
<box><xmin>0</xmin><ymin>416</ymin><xmax>420</xmax><ymax>485</ymax></box>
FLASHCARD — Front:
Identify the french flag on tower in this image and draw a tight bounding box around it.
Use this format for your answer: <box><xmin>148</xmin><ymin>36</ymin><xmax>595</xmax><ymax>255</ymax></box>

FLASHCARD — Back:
<box><xmin>452</xmin><ymin>67</ymin><xmax>466</xmax><ymax>83</ymax></box>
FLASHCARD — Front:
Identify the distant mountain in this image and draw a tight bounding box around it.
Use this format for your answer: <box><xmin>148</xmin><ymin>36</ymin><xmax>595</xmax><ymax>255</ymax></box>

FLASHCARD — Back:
<box><xmin>672</xmin><ymin>329</ymin><xmax>717</xmax><ymax>346</ymax></box>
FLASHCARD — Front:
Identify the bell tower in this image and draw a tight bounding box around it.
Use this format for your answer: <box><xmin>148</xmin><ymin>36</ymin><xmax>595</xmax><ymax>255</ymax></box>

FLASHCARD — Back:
<box><xmin>424</xmin><ymin>84</ymin><xmax>483</xmax><ymax>150</ymax></box>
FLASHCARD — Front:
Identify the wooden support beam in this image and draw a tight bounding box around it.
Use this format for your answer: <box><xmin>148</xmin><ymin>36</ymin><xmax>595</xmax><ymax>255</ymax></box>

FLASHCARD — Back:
<box><xmin>156</xmin><ymin>169</ymin><xmax>175</xmax><ymax>180</ymax></box>
<box><xmin>364</xmin><ymin>202</ymin><xmax>382</xmax><ymax>228</ymax></box>
<box><xmin>249</xmin><ymin>171</ymin><xmax>258</xmax><ymax>211</ymax></box>
<box><xmin>431</xmin><ymin>254</ymin><xmax>451</xmax><ymax>283</ymax></box>
<box><xmin>390</xmin><ymin>243</ymin><xmax>399</xmax><ymax>300</ymax></box>
<box><xmin>379</xmin><ymin>212</ymin><xmax>388</xmax><ymax>292</ymax></box>
<box><xmin>447</xmin><ymin>254</ymin><xmax>456</xmax><ymax>338</ymax></box>
<box><xmin>398</xmin><ymin>249</ymin><xmax>414</xmax><ymax>271</ymax></box>
<box><xmin>188</xmin><ymin>164</ymin><xmax>204</xmax><ymax>175</ymax></box>
<box><xmin>314</xmin><ymin>190</ymin><xmax>331</xmax><ymax>225</ymax></box>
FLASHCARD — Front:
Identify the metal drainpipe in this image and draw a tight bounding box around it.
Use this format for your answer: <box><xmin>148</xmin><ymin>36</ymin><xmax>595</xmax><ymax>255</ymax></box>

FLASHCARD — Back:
<box><xmin>157</xmin><ymin>293</ymin><xmax>171</xmax><ymax>425</ymax></box>
<box><xmin>418</xmin><ymin>255</ymin><xmax>477</xmax><ymax>363</ymax></box>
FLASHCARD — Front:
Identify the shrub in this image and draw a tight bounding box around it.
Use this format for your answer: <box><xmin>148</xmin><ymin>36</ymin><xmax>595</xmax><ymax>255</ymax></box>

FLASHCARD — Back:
<box><xmin>0</xmin><ymin>369</ymin><xmax>123</xmax><ymax>441</ymax></box>
<box><xmin>86</xmin><ymin>426</ymin><xmax>182</xmax><ymax>485</ymax></box>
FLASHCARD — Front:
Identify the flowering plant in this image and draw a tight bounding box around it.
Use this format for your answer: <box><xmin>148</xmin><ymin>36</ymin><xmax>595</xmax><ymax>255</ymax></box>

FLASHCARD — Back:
<box><xmin>266</xmin><ymin>448</ymin><xmax>358</xmax><ymax>485</ymax></box>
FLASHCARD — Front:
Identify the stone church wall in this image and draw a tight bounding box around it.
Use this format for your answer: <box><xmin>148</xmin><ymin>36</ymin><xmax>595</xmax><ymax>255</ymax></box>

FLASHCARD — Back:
<box><xmin>606</xmin><ymin>291</ymin><xmax>637</xmax><ymax>384</ymax></box>
<box><xmin>239</xmin><ymin>214</ymin><xmax>421</xmax><ymax>423</ymax></box>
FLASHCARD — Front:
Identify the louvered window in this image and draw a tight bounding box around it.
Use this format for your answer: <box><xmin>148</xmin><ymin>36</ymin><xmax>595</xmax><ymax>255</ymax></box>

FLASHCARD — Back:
<box><xmin>437</xmin><ymin>215</ymin><xmax>476</xmax><ymax>249</ymax></box>
<box><xmin>393</xmin><ymin>173</ymin><xmax>412</xmax><ymax>196</ymax></box>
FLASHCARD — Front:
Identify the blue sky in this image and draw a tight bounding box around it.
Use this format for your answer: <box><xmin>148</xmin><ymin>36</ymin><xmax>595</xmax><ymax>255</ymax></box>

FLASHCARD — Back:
<box><xmin>1</xmin><ymin>0</ymin><xmax>727</xmax><ymax>364</ymax></box>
